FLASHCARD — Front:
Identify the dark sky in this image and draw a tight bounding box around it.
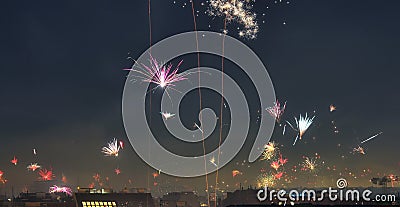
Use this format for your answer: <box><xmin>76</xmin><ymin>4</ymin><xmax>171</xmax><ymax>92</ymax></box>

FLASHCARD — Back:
<box><xmin>1</xmin><ymin>0</ymin><xmax>400</xmax><ymax>195</ymax></box>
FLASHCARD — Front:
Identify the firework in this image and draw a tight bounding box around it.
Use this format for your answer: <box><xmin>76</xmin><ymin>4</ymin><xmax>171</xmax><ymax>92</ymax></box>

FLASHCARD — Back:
<box><xmin>257</xmin><ymin>173</ymin><xmax>275</xmax><ymax>188</ymax></box>
<box><xmin>282</xmin><ymin>124</ymin><xmax>286</xmax><ymax>135</ymax></box>
<box><xmin>301</xmin><ymin>157</ymin><xmax>317</xmax><ymax>173</ymax></box>
<box><xmin>62</xmin><ymin>174</ymin><xmax>68</xmax><ymax>183</ymax></box>
<box><xmin>125</xmin><ymin>55</ymin><xmax>187</xmax><ymax>91</ymax></box>
<box><xmin>0</xmin><ymin>171</ymin><xmax>6</xmax><ymax>184</ymax></box>
<box><xmin>33</xmin><ymin>148</ymin><xmax>37</xmax><ymax>155</ymax></box>
<box><xmin>271</xmin><ymin>161</ymin><xmax>280</xmax><ymax>171</ymax></box>
<box><xmin>260</xmin><ymin>142</ymin><xmax>278</xmax><ymax>160</ymax></box>
<box><xmin>352</xmin><ymin>146</ymin><xmax>366</xmax><ymax>155</ymax></box>
<box><xmin>274</xmin><ymin>172</ymin><xmax>284</xmax><ymax>180</ymax></box>
<box><xmin>266</xmin><ymin>100</ymin><xmax>286</xmax><ymax>123</ymax></box>
<box><xmin>27</xmin><ymin>163</ymin><xmax>41</xmax><ymax>171</ymax></box>
<box><xmin>102</xmin><ymin>138</ymin><xmax>121</xmax><ymax>157</ymax></box>
<box><xmin>329</xmin><ymin>104</ymin><xmax>336</xmax><ymax>112</ymax></box>
<box><xmin>93</xmin><ymin>174</ymin><xmax>101</xmax><ymax>182</ymax></box>
<box><xmin>115</xmin><ymin>168</ymin><xmax>121</xmax><ymax>175</ymax></box>
<box><xmin>331</xmin><ymin>120</ymin><xmax>339</xmax><ymax>134</ymax></box>
<box><xmin>161</xmin><ymin>112</ymin><xmax>175</xmax><ymax>120</ymax></box>
<box><xmin>232</xmin><ymin>170</ymin><xmax>241</xmax><ymax>177</ymax></box>
<box><xmin>152</xmin><ymin>172</ymin><xmax>159</xmax><ymax>179</ymax></box>
<box><xmin>278</xmin><ymin>154</ymin><xmax>288</xmax><ymax>165</ymax></box>
<box><xmin>49</xmin><ymin>185</ymin><xmax>72</xmax><ymax>196</ymax></box>
<box><xmin>287</xmin><ymin>113</ymin><xmax>315</xmax><ymax>145</ymax></box>
<box><xmin>119</xmin><ymin>140</ymin><xmax>124</xmax><ymax>149</ymax></box>
<box><xmin>361</xmin><ymin>132</ymin><xmax>383</xmax><ymax>144</ymax></box>
<box><xmin>38</xmin><ymin>169</ymin><xmax>55</xmax><ymax>181</ymax></box>
<box><xmin>194</xmin><ymin>122</ymin><xmax>204</xmax><ymax>133</ymax></box>
<box><xmin>10</xmin><ymin>156</ymin><xmax>18</xmax><ymax>165</ymax></box>
<box><xmin>208</xmin><ymin>0</ymin><xmax>259</xmax><ymax>39</ymax></box>
<box><xmin>210</xmin><ymin>156</ymin><xmax>218</xmax><ymax>167</ymax></box>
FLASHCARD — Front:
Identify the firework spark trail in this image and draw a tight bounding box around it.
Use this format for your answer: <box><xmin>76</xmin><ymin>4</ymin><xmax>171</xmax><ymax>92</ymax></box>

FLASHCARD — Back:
<box><xmin>147</xmin><ymin>0</ymin><xmax>152</xmax><ymax>201</ymax></box>
<box><xmin>101</xmin><ymin>138</ymin><xmax>121</xmax><ymax>157</ymax></box>
<box><xmin>194</xmin><ymin>122</ymin><xmax>204</xmax><ymax>133</ymax></box>
<box><xmin>119</xmin><ymin>140</ymin><xmax>124</xmax><ymax>149</ymax></box>
<box><xmin>287</xmin><ymin>113</ymin><xmax>315</xmax><ymax>145</ymax></box>
<box><xmin>191</xmin><ymin>2</ymin><xmax>209</xmax><ymax>206</ymax></box>
<box><xmin>361</xmin><ymin>132</ymin><xmax>383</xmax><ymax>144</ymax></box>
<box><xmin>49</xmin><ymin>185</ymin><xmax>72</xmax><ymax>196</ymax></box>
<box><xmin>266</xmin><ymin>100</ymin><xmax>286</xmax><ymax>123</ymax></box>
<box><xmin>208</xmin><ymin>0</ymin><xmax>259</xmax><ymax>39</ymax></box>
<box><xmin>210</xmin><ymin>157</ymin><xmax>218</xmax><ymax>167</ymax></box>
<box><xmin>282</xmin><ymin>124</ymin><xmax>286</xmax><ymax>135</ymax></box>
<box><xmin>215</xmin><ymin>17</ymin><xmax>228</xmax><ymax>207</ymax></box>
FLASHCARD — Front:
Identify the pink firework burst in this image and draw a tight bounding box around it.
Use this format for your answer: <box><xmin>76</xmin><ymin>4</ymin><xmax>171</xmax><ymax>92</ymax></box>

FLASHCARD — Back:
<box><xmin>38</xmin><ymin>169</ymin><xmax>55</xmax><ymax>181</ymax></box>
<box><xmin>49</xmin><ymin>185</ymin><xmax>72</xmax><ymax>196</ymax></box>
<box><xmin>115</xmin><ymin>168</ymin><xmax>121</xmax><ymax>175</ymax></box>
<box><xmin>93</xmin><ymin>173</ymin><xmax>101</xmax><ymax>182</ymax></box>
<box><xmin>266</xmin><ymin>100</ymin><xmax>286</xmax><ymax>123</ymax></box>
<box><xmin>125</xmin><ymin>55</ymin><xmax>188</xmax><ymax>92</ymax></box>
<box><xmin>11</xmin><ymin>156</ymin><xmax>18</xmax><ymax>165</ymax></box>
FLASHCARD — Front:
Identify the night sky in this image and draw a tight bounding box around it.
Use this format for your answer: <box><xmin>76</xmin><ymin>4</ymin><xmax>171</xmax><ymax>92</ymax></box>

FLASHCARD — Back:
<box><xmin>1</xmin><ymin>0</ymin><xmax>400</xmax><ymax>196</ymax></box>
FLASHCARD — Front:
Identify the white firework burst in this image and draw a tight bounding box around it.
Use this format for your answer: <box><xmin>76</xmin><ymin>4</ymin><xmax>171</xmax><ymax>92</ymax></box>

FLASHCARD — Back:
<box><xmin>161</xmin><ymin>112</ymin><xmax>175</xmax><ymax>120</ymax></box>
<box><xmin>287</xmin><ymin>113</ymin><xmax>315</xmax><ymax>145</ymax></box>
<box><xmin>102</xmin><ymin>138</ymin><xmax>121</xmax><ymax>157</ymax></box>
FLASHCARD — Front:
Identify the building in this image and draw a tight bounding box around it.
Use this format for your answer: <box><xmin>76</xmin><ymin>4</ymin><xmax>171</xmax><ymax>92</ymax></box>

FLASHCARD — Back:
<box><xmin>160</xmin><ymin>192</ymin><xmax>201</xmax><ymax>207</ymax></box>
<box><xmin>220</xmin><ymin>189</ymin><xmax>262</xmax><ymax>207</ymax></box>
<box><xmin>74</xmin><ymin>192</ymin><xmax>155</xmax><ymax>207</ymax></box>
<box><xmin>2</xmin><ymin>192</ymin><xmax>75</xmax><ymax>207</ymax></box>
